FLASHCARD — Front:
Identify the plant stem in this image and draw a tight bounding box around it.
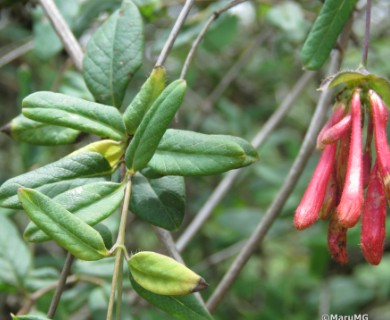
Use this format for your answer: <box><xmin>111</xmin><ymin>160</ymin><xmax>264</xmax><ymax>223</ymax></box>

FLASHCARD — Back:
<box><xmin>180</xmin><ymin>0</ymin><xmax>248</xmax><ymax>80</ymax></box>
<box><xmin>155</xmin><ymin>0</ymin><xmax>194</xmax><ymax>67</ymax></box>
<box><xmin>362</xmin><ymin>0</ymin><xmax>372</xmax><ymax>67</ymax></box>
<box><xmin>18</xmin><ymin>274</ymin><xmax>105</xmax><ymax>315</ymax></box>
<box><xmin>0</xmin><ymin>40</ymin><xmax>33</xmax><ymax>68</ymax></box>
<box><xmin>206</xmin><ymin>49</ymin><xmax>343</xmax><ymax>313</ymax></box>
<box><xmin>47</xmin><ymin>253</ymin><xmax>74</xmax><ymax>318</ymax></box>
<box><xmin>106</xmin><ymin>176</ymin><xmax>133</xmax><ymax>320</ymax></box>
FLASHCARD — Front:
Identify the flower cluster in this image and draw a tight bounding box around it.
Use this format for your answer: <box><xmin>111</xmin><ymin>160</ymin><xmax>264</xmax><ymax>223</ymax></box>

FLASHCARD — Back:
<box><xmin>294</xmin><ymin>89</ymin><xmax>390</xmax><ymax>265</ymax></box>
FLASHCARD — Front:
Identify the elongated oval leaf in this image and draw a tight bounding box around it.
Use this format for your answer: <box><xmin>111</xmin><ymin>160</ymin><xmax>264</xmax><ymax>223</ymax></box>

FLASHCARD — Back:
<box><xmin>123</xmin><ymin>66</ymin><xmax>166</xmax><ymax>134</ymax></box>
<box><xmin>0</xmin><ymin>151</ymin><xmax>112</xmax><ymax>209</ymax></box>
<box><xmin>83</xmin><ymin>0</ymin><xmax>144</xmax><ymax>108</ymax></box>
<box><xmin>1</xmin><ymin>115</ymin><xmax>80</xmax><ymax>145</ymax></box>
<box><xmin>18</xmin><ymin>188</ymin><xmax>109</xmax><ymax>261</ymax></box>
<box><xmin>129</xmin><ymin>272</ymin><xmax>213</xmax><ymax>320</ymax></box>
<box><xmin>147</xmin><ymin>129</ymin><xmax>258</xmax><ymax>176</ymax></box>
<box><xmin>129</xmin><ymin>251</ymin><xmax>208</xmax><ymax>296</ymax></box>
<box><xmin>24</xmin><ymin>182</ymin><xmax>125</xmax><ymax>242</ymax></box>
<box><xmin>125</xmin><ymin>80</ymin><xmax>187</xmax><ymax>172</ymax></box>
<box><xmin>320</xmin><ymin>69</ymin><xmax>390</xmax><ymax>108</ymax></box>
<box><xmin>22</xmin><ymin>91</ymin><xmax>126</xmax><ymax>140</ymax></box>
<box><xmin>130</xmin><ymin>173</ymin><xmax>185</xmax><ymax>230</ymax></box>
<box><xmin>301</xmin><ymin>0</ymin><xmax>358</xmax><ymax>70</ymax></box>
<box><xmin>0</xmin><ymin>215</ymin><xmax>32</xmax><ymax>289</ymax></box>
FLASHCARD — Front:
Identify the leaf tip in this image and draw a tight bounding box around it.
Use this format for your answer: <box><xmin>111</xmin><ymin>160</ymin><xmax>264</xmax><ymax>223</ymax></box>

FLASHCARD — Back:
<box><xmin>192</xmin><ymin>277</ymin><xmax>209</xmax><ymax>293</ymax></box>
<box><xmin>0</xmin><ymin>122</ymin><xmax>11</xmax><ymax>135</ymax></box>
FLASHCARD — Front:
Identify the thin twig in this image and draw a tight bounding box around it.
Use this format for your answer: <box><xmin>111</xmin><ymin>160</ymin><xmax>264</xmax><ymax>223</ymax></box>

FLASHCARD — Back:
<box><xmin>153</xmin><ymin>227</ymin><xmax>206</xmax><ymax>307</ymax></box>
<box><xmin>38</xmin><ymin>0</ymin><xmax>84</xmax><ymax>71</ymax></box>
<box><xmin>0</xmin><ymin>40</ymin><xmax>34</xmax><ymax>69</ymax></box>
<box><xmin>47</xmin><ymin>253</ymin><xmax>75</xmax><ymax>318</ymax></box>
<box><xmin>18</xmin><ymin>274</ymin><xmax>105</xmax><ymax>315</ymax></box>
<box><xmin>362</xmin><ymin>0</ymin><xmax>372</xmax><ymax>67</ymax></box>
<box><xmin>176</xmin><ymin>70</ymin><xmax>316</xmax><ymax>252</ymax></box>
<box><xmin>180</xmin><ymin>0</ymin><xmax>249</xmax><ymax>79</ymax></box>
<box><xmin>155</xmin><ymin>0</ymin><xmax>194</xmax><ymax>67</ymax></box>
<box><xmin>154</xmin><ymin>227</ymin><xmax>185</xmax><ymax>263</ymax></box>
<box><xmin>206</xmin><ymin>50</ymin><xmax>342</xmax><ymax>312</ymax></box>
<box><xmin>107</xmin><ymin>176</ymin><xmax>132</xmax><ymax>320</ymax></box>
<box><xmin>188</xmin><ymin>31</ymin><xmax>270</xmax><ymax>131</ymax></box>
<box><xmin>193</xmin><ymin>240</ymin><xmax>246</xmax><ymax>272</ymax></box>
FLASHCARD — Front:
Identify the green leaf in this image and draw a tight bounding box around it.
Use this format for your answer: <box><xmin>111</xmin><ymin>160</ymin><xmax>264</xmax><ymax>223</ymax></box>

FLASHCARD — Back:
<box><xmin>0</xmin><ymin>151</ymin><xmax>112</xmax><ymax>209</ymax></box>
<box><xmin>18</xmin><ymin>188</ymin><xmax>109</xmax><ymax>261</ymax></box>
<box><xmin>123</xmin><ymin>66</ymin><xmax>166</xmax><ymax>134</ymax></box>
<box><xmin>22</xmin><ymin>91</ymin><xmax>126</xmax><ymax>140</ymax></box>
<box><xmin>301</xmin><ymin>0</ymin><xmax>358</xmax><ymax>70</ymax></box>
<box><xmin>130</xmin><ymin>173</ymin><xmax>185</xmax><ymax>230</ymax></box>
<box><xmin>93</xmin><ymin>223</ymin><xmax>113</xmax><ymax>249</ymax></box>
<box><xmin>0</xmin><ymin>215</ymin><xmax>32</xmax><ymax>289</ymax></box>
<box><xmin>129</xmin><ymin>251</ymin><xmax>208</xmax><ymax>296</ymax></box>
<box><xmin>129</xmin><ymin>272</ymin><xmax>213</xmax><ymax>320</ymax></box>
<box><xmin>1</xmin><ymin>115</ymin><xmax>80</xmax><ymax>145</ymax></box>
<box><xmin>147</xmin><ymin>129</ymin><xmax>258</xmax><ymax>176</ymax></box>
<box><xmin>320</xmin><ymin>69</ymin><xmax>390</xmax><ymax>108</ymax></box>
<box><xmin>83</xmin><ymin>0</ymin><xmax>144</xmax><ymax>108</ymax></box>
<box><xmin>125</xmin><ymin>80</ymin><xmax>187</xmax><ymax>172</ymax></box>
<box><xmin>24</xmin><ymin>182</ymin><xmax>124</xmax><ymax>242</ymax></box>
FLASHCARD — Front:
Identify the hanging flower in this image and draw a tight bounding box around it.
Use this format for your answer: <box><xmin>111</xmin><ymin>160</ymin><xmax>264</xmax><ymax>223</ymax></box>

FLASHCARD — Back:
<box><xmin>295</xmin><ymin>88</ymin><xmax>390</xmax><ymax>265</ymax></box>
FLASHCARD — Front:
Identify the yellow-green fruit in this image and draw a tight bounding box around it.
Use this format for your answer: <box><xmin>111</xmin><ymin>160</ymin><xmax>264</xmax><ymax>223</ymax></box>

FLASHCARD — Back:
<box><xmin>128</xmin><ymin>251</ymin><xmax>208</xmax><ymax>295</ymax></box>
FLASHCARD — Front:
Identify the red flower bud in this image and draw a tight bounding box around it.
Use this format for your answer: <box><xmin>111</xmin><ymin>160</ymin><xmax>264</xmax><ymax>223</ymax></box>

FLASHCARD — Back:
<box><xmin>319</xmin><ymin>114</ymin><xmax>351</xmax><ymax>147</ymax></box>
<box><xmin>328</xmin><ymin>212</ymin><xmax>348</xmax><ymax>265</ymax></box>
<box><xmin>362</xmin><ymin>113</ymin><xmax>373</xmax><ymax>188</ymax></box>
<box><xmin>319</xmin><ymin>171</ymin><xmax>338</xmax><ymax>220</ymax></box>
<box><xmin>335</xmin><ymin>130</ymin><xmax>350</xmax><ymax>190</ymax></box>
<box><xmin>294</xmin><ymin>143</ymin><xmax>337</xmax><ymax>229</ymax></box>
<box><xmin>361</xmin><ymin>162</ymin><xmax>386</xmax><ymax>265</ymax></box>
<box><xmin>370</xmin><ymin>90</ymin><xmax>390</xmax><ymax>199</ymax></box>
<box><xmin>337</xmin><ymin>91</ymin><xmax>364</xmax><ymax>228</ymax></box>
<box><xmin>317</xmin><ymin>104</ymin><xmax>345</xmax><ymax>149</ymax></box>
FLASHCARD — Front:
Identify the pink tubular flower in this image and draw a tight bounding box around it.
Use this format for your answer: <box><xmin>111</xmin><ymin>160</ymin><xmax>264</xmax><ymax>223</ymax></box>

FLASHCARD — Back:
<box><xmin>337</xmin><ymin>91</ymin><xmax>364</xmax><ymax>228</ymax></box>
<box><xmin>296</xmin><ymin>87</ymin><xmax>390</xmax><ymax>265</ymax></box>
<box><xmin>294</xmin><ymin>143</ymin><xmax>337</xmax><ymax>229</ymax></box>
<box><xmin>370</xmin><ymin>90</ymin><xmax>390</xmax><ymax>199</ymax></box>
<box><xmin>361</xmin><ymin>162</ymin><xmax>386</xmax><ymax>265</ymax></box>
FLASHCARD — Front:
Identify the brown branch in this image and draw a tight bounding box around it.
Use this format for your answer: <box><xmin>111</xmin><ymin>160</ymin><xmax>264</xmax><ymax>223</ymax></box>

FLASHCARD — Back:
<box><xmin>180</xmin><ymin>0</ymin><xmax>249</xmax><ymax>80</ymax></box>
<box><xmin>38</xmin><ymin>0</ymin><xmax>84</xmax><ymax>70</ymax></box>
<box><xmin>47</xmin><ymin>253</ymin><xmax>75</xmax><ymax>318</ymax></box>
<box><xmin>155</xmin><ymin>0</ymin><xmax>195</xmax><ymax>67</ymax></box>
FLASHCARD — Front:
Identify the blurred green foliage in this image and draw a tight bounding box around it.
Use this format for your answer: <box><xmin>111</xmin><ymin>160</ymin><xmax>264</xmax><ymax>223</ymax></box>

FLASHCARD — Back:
<box><xmin>1</xmin><ymin>0</ymin><xmax>390</xmax><ymax>319</ymax></box>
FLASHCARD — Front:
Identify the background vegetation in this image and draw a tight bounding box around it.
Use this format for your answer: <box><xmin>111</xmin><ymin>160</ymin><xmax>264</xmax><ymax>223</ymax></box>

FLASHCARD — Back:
<box><xmin>1</xmin><ymin>0</ymin><xmax>390</xmax><ymax>319</ymax></box>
